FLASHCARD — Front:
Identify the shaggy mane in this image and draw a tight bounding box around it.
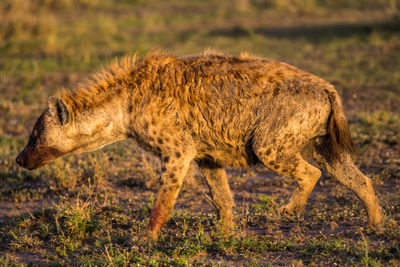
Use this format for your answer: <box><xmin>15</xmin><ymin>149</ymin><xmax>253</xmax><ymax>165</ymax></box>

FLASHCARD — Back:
<box><xmin>58</xmin><ymin>50</ymin><xmax>177</xmax><ymax>114</ymax></box>
<box><xmin>56</xmin><ymin>50</ymin><xmax>258</xmax><ymax>118</ymax></box>
<box><xmin>58</xmin><ymin>54</ymin><xmax>139</xmax><ymax>115</ymax></box>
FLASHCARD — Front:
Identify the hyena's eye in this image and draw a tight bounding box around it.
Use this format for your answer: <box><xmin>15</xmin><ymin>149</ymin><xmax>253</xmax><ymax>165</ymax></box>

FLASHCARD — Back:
<box><xmin>28</xmin><ymin>136</ymin><xmax>37</xmax><ymax>146</ymax></box>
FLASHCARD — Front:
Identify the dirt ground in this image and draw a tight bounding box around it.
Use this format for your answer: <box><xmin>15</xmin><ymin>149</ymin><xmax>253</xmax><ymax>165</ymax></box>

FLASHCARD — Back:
<box><xmin>0</xmin><ymin>0</ymin><xmax>399</xmax><ymax>265</ymax></box>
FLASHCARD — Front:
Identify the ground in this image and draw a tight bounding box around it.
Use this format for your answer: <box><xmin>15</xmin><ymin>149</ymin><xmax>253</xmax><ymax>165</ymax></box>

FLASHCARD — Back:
<box><xmin>0</xmin><ymin>0</ymin><xmax>399</xmax><ymax>265</ymax></box>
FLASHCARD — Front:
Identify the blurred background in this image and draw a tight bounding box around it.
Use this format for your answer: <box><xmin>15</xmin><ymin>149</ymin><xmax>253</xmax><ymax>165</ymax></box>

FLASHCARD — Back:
<box><xmin>1</xmin><ymin>0</ymin><xmax>400</xmax><ymax>134</ymax></box>
<box><xmin>0</xmin><ymin>0</ymin><xmax>399</xmax><ymax>265</ymax></box>
<box><xmin>1</xmin><ymin>0</ymin><xmax>399</xmax><ymax>132</ymax></box>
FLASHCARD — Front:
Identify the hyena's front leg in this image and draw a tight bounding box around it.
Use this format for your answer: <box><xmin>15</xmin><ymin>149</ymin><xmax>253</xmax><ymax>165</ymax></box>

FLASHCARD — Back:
<box><xmin>147</xmin><ymin>152</ymin><xmax>194</xmax><ymax>239</ymax></box>
<box><xmin>196</xmin><ymin>159</ymin><xmax>235</xmax><ymax>231</ymax></box>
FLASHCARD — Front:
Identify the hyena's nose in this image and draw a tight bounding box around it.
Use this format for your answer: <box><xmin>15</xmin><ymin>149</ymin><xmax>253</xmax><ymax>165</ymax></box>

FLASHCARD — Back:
<box><xmin>15</xmin><ymin>154</ymin><xmax>23</xmax><ymax>167</ymax></box>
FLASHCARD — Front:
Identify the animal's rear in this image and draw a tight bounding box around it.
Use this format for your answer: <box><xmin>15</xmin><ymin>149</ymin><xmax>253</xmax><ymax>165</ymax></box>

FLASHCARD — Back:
<box><xmin>312</xmin><ymin>86</ymin><xmax>384</xmax><ymax>227</ymax></box>
<box><xmin>324</xmin><ymin>86</ymin><xmax>354</xmax><ymax>160</ymax></box>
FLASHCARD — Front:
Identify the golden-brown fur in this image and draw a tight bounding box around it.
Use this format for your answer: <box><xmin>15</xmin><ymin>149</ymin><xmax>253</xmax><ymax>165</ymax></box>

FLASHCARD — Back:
<box><xmin>16</xmin><ymin>50</ymin><xmax>384</xmax><ymax>239</ymax></box>
<box><xmin>59</xmin><ymin>55</ymin><xmax>138</xmax><ymax>116</ymax></box>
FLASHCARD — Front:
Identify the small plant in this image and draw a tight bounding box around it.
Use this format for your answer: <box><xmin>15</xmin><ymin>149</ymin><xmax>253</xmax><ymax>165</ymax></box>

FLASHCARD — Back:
<box><xmin>253</xmin><ymin>194</ymin><xmax>279</xmax><ymax>219</ymax></box>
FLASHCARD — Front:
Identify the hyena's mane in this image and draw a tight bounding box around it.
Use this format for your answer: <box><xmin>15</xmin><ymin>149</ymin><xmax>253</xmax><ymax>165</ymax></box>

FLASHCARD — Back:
<box><xmin>56</xmin><ymin>50</ymin><xmax>261</xmax><ymax>121</ymax></box>
<box><xmin>57</xmin><ymin>51</ymin><xmax>178</xmax><ymax>119</ymax></box>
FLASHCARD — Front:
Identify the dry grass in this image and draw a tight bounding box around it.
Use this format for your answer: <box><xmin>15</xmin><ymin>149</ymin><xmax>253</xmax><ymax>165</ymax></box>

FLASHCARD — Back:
<box><xmin>0</xmin><ymin>0</ymin><xmax>399</xmax><ymax>265</ymax></box>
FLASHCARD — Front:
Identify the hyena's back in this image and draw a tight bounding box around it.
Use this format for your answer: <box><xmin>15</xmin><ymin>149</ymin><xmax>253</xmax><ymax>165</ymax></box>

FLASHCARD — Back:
<box><xmin>174</xmin><ymin>55</ymin><xmax>334</xmax><ymax>168</ymax></box>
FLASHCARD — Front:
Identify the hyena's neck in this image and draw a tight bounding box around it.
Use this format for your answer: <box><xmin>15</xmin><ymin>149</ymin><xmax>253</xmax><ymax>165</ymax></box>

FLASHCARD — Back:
<box><xmin>104</xmin><ymin>94</ymin><xmax>132</xmax><ymax>137</ymax></box>
<box><xmin>70</xmin><ymin>89</ymin><xmax>132</xmax><ymax>152</ymax></box>
<box><xmin>62</xmin><ymin>54</ymin><xmax>176</xmax><ymax>144</ymax></box>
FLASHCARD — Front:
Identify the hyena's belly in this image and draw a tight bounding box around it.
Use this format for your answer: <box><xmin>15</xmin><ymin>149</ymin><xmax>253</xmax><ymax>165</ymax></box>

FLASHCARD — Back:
<box><xmin>196</xmin><ymin>145</ymin><xmax>259</xmax><ymax>168</ymax></box>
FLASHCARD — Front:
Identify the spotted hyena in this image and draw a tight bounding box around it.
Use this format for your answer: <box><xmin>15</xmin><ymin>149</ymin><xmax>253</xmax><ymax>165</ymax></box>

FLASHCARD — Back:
<box><xmin>16</xmin><ymin>51</ymin><xmax>384</xmax><ymax>239</ymax></box>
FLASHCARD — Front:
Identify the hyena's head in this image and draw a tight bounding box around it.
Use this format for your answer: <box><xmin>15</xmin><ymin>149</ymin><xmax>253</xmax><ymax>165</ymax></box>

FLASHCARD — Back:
<box><xmin>16</xmin><ymin>97</ymin><xmax>73</xmax><ymax>170</ymax></box>
<box><xmin>16</xmin><ymin>95</ymin><xmax>128</xmax><ymax>170</ymax></box>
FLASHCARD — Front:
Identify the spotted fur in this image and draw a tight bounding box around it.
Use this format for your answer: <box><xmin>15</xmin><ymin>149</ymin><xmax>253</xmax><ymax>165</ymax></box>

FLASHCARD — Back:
<box><xmin>16</xmin><ymin>50</ymin><xmax>384</xmax><ymax>239</ymax></box>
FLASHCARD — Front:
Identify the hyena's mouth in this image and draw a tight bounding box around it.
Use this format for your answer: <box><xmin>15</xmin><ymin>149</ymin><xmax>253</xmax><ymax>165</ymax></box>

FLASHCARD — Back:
<box><xmin>26</xmin><ymin>160</ymin><xmax>47</xmax><ymax>170</ymax></box>
<box><xmin>16</xmin><ymin>146</ymin><xmax>63</xmax><ymax>170</ymax></box>
<box><xmin>16</xmin><ymin>153</ymin><xmax>45</xmax><ymax>170</ymax></box>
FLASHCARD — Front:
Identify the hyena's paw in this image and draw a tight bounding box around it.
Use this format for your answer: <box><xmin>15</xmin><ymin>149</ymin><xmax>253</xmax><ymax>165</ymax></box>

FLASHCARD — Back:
<box><xmin>278</xmin><ymin>202</ymin><xmax>303</xmax><ymax>218</ymax></box>
<box><xmin>144</xmin><ymin>229</ymin><xmax>161</xmax><ymax>241</ymax></box>
<box><xmin>219</xmin><ymin>213</ymin><xmax>235</xmax><ymax>229</ymax></box>
<box><xmin>367</xmin><ymin>210</ymin><xmax>385</xmax><ymax>228</ymax></box>
<box><xmin>216</xmin><ymin>219</ymin><xmax>236</xmax><ymax>237</ymax></box>
<box><xmin>278</xmin><ymin>206</ymin><xmax>292</xmax><ymax>218</ymax></box>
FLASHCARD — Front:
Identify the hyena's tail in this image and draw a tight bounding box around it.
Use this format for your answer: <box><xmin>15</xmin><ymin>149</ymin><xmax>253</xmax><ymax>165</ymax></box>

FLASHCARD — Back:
<box><xmin>312</xmin><ymin>88</ymin><xmax>383</xmax><ymax>227</ymax></box>
<box><xmin>324</xmin><ymin>85</ymin><xmax>354</xmax><ymax>160</ymax></box>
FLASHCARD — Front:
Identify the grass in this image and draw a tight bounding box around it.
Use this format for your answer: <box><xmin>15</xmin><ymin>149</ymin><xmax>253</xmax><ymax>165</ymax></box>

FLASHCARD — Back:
<box><xmin>0</xmin><ymin>0</ymin><xmax>400</xmax><ymax>265</ymax></box>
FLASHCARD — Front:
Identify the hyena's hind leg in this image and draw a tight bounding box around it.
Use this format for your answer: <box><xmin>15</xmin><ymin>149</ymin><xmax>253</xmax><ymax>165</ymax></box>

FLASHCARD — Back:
<box><xmin>147</xmin><ymin>149</ymin><xmax>195</xmax><ymax>239</ymax></box>
<box><xmin>196</xmin><ymin>158</ymin><xmax>235</xmax><ymax>231</ymax></box>
<box><xmin>313</xmin><ymin>137</ymin><xmax>384</xmax><ymax>227</ymax></box>
<box><xmin>254</xmin><ymin>142</ymin><xmax>321</xmax><ymax>216</ymax></box>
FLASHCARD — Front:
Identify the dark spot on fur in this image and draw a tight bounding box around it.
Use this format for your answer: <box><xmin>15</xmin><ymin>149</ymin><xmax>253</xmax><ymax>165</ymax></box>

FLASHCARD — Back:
<box><xmin>265</xmin><ymin>148</ymin><xmax>271</xmax><ymax>155</ymax></box>
<box><xmin>169</xmin><ymin>173</ymin><xmax>175</xmax><ymax>179</ymax></box>
<box><xmin>152</xmin><ymin>129</ymin><xmax>157</xmax><ymax>135</ymax></box>
<box><xmin>273</xmin><ymin>87</ymin><xmax>279</xmax><ymax>97</ymax></box>
<box><xmin>128</xmin><ymin>105</ymin><xmax>133</xmax><ymax>114</ymax></box>
<box><xmin>288</xmin><ymin>158</ymin><xmax>299</xmax><ymax>169</ymax></box>
<box><xmin>169</xmin><ymin>183</ymin><xmax>180</xmax><ymax>191</ymax></box>
<box><xmin>163</xmin><ymin>157</ymin><xmax>169</xmax><ymax>163</ymax></box>
<box><xmin>175</xmin><ymin>151</ymin><xmax>181</xmax><ymax>158</ymax></box>
<box><xmin>161</xmin><ymin>167</ymin><xmax>166</xmax><ymax>172</ymax></box>
<box><xmin>269</xmin><ymin>160</ymin><xmax>275</xmax><ymax>166</ymax></box>
<box><xmin>158</xmin><ymin>138</ymin><xmax>164</xmax><ymax>144</ymax></box>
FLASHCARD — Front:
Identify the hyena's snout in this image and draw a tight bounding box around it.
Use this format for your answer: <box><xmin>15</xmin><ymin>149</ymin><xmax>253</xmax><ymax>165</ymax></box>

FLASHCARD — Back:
<box><xmin>15</xmin><ymin>152</ymin><xmax>24</xmax><ymax>167</ymax></box>
<box><xmin>16</xmin><ymin>146</ymin><xmax>38</xmax><ymax>170</ymax></box>
<box><xmin>16</xmin><ymin>145</ymin><xmax>59</xmax><ymax>170</ymax></box>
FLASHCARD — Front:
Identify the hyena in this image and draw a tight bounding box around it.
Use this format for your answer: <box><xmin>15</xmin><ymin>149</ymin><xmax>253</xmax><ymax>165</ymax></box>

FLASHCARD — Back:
<box><xmin>16</xmin><ymin>51</ymin><xmax>384</xmax><ymax>239</ymax></box>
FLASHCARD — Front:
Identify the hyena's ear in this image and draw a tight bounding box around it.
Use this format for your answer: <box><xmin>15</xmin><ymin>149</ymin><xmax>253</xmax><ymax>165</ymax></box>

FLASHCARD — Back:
<box><xmin>48</xmin><ymin>97</ymin><xmax>70</xmax><ymax>126</ymax></box>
